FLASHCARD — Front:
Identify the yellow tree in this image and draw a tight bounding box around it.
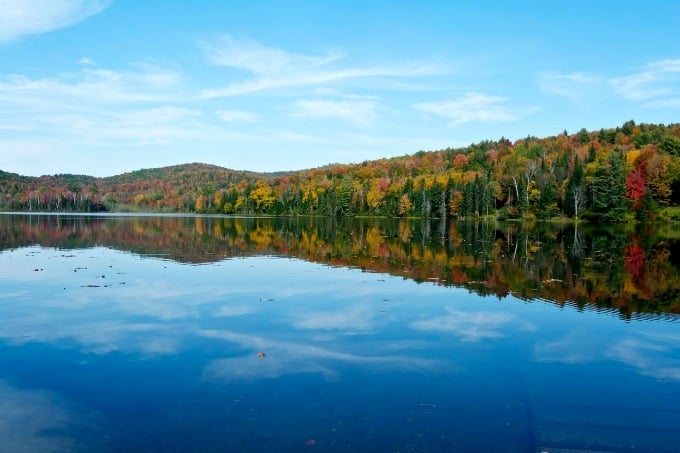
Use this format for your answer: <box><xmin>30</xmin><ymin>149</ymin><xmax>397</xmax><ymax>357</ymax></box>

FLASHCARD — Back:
<box><xmin>366</xmin><ymin>178</ymin><xmax>387</xmax><ymax>212</ymax></box>
<box><xmin>398</xmin><ymin>193</ymin><xmax>412</xmax><ymax>216</ymax></box>
<box><xmin>195</xmin><ymin>195</ymin><xmax>207</xmax><ymax>212</ymax></box>
<box><xmin>249</xmin><ymin>181</ymin><xmax>276</xmax><ymax>212</ymax></box>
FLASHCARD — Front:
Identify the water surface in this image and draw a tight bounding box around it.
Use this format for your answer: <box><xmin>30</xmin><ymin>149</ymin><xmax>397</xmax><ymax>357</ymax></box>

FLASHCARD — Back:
<box><xmin>0</xmin><ymin>214</ymin><xmax>679</xmax><ymax>451</ymax></box>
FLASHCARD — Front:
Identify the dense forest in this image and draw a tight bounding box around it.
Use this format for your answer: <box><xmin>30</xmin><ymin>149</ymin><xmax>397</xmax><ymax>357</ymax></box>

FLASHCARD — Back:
<box><xmin>2</xmin><ymin>120</ymin><xmax>680</xmax><ymax>222</ymax></box>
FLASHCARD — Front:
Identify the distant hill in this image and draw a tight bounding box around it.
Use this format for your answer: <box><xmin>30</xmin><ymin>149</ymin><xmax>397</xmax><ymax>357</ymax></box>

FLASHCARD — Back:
<box><xmin>2</xmin><ymin>121</ymin><xmax>680</xmax><ymax>222</ymax></box>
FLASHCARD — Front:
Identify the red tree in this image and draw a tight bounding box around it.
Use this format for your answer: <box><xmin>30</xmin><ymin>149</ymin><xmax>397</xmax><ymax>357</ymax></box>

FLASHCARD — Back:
<box><xmin>625</xmin><ymin>167</ymin><xmax>647</xmax><ymax>209</ymax></box>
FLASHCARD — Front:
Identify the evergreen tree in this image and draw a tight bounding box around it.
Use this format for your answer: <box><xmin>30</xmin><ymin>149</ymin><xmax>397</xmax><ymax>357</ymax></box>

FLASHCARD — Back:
<box><xmin>588</xmin><ymin>148</ymin><xmax>628</xmax><ymax>221</ymax></box>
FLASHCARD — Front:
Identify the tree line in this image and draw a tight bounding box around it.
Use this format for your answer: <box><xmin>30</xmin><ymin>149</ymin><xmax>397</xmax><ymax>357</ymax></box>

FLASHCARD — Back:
<box><xmin>2</xmin><ymin>121</ymin><xmax>680</xmax><ymax>222</ymax></box>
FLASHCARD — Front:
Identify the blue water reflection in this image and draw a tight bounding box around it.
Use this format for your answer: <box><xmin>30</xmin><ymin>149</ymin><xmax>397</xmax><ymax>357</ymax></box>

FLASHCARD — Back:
<box><xmin>1</xmin><ymin>241</ymin><xmax>679</xmax><ymax>451</ymax></box>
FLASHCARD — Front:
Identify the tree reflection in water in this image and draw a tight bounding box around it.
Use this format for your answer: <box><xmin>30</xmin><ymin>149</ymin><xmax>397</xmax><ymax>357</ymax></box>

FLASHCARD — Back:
<box><xmin>2</xmin><ymin>214</ymin><xmax>680</xmax><ymax>318</ymax></box>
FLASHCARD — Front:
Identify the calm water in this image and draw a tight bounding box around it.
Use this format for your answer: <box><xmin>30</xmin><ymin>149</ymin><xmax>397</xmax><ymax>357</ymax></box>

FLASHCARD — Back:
<box><xmin>1</xmin><ymin>214</ymin><xmax>680</xmax><ymax>452</ymax></box>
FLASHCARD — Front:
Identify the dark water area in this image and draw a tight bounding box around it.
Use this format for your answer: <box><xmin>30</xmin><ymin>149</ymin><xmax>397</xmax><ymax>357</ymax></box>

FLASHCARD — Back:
<box><xmin>1</xmin><ymin>214</ymin><xmax>680</xmax><ymax>451</ymax></box>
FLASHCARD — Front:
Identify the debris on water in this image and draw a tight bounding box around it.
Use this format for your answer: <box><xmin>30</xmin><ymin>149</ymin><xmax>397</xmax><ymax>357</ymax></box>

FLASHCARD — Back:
<box><xmin>256</xmin><ymin>352</ymin><xmax>267</xmax><ymax>358</ymax></box>
<box><xmin>32</xmin><ymin>268</ymin><xmax>43</xmax><ymax>272</ymax></box>
<box><xmin>259</xmin><ymin>297</ymin><xmax>274</xmax><ymax>302</ymax></box>
<box><xmin>304</xmin><ymin>439</ymin><xmax>316</xmax><ymax>446</ymax></box>
<box><xmin>82</xmin><ymin>285</ymin><xmax>101</xmax><ymax>288</ymax></box>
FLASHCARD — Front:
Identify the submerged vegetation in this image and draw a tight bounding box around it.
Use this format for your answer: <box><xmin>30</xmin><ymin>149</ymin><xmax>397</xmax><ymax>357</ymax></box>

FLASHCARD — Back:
<box><xmin>2</xmin><ymin>121</ymin><xmax>680</xmax><ymax>222</ymax></box>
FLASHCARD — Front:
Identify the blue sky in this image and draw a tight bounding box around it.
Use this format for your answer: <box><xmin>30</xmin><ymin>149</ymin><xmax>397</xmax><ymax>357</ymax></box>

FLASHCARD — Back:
<box><xmin>1</xmin><ymin>0</ymin><xmax>679</xmax><ymax>177</ymax></box>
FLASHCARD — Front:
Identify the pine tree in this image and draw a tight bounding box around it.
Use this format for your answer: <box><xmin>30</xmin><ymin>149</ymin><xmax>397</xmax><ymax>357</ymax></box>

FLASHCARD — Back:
<box><xmin>589</xmin><ymin>148</ymin><xmax>627</xmax><ymax>221</ymax></box>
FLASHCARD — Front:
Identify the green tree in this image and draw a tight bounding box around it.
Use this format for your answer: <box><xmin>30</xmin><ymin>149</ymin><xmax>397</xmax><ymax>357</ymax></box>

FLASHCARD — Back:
<box><xmin>588</xmin><ymin>148</ymin><xmax>627</xmax><ymax>221</ymax></box>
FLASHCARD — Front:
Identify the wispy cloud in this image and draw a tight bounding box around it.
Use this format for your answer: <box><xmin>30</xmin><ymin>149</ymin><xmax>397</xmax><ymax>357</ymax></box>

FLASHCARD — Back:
<box><xmin>212</xmin><ymin>304</ymin><xmax>257</xmax><ymax>317</ymax></box>
<box><xmin>533</xmin><ymin>331</ymin><xmax>599</xmax><ymax>364</ymax></box>
<box><xmin>0</xmin><ymin>0</ymin><xmax>111</xmax><ymax>43</ymax></box>
<box><xmin>0</xmin><ymin>62</ymin><xmax>183</xmax><ymax>106</ymax></box>
<box><xmin>199</xmin><ymin>34</ymin><xmax>443</xmax><ymax>98</ymax></box>
<box><xmin>610</xmin><ymin>58</ymin><xmax>680</xmax><ymax>107</ymax></box>
<box><xmin>292</xmin><ymin>304</ymin><xmax>378</xmax><ymax>332</ymax></box>
<box><xmin>293</xmin><ymin>98</ymin><xmax>381</xmax><ymax>127</ymax></box>
<box><xmin>0</xmin><ymin>62</ymin><xmax>252</xmax><ymax>150</ymax></box>
<box><xmin>409</xmin><ymin>308</ymin><xmax>524</xmax><ymax>342</ymax></box>
<box><xmin>607</xmin><ymin>335</ymin><xmax>680</xmax><ymax>381</ymax></box>
<box><xmin>414</xmin><ymin>92</ymin><xmax>538</xmax><ymax>126</ymax></box>
<box><xmin>200</xmin><ymin>329</ymin><xmax>440</xmax><ymax>382</ymax></box>
<box><xmin>532</xmin><ymin>328</ymin><xmax>680</xmax><ymax>382</ymax></box>
<box><xmin>216</xmin><ymin>109</ymin><xmax>259</xmax><ymax>123</ymax></box>
<box><xmin>538</xmin><ymin>71</ymin><xmax>601</xmax><ymax>99</ymax></box>
<box><xmin>203</xmin><ymin>34</ymin><xmax>343</xmax><ymax>76</ymax></box>
<box><xmin>0</xmin><ymin>380</ymin><xmax>109</xmax><ymax>451</ymax></box>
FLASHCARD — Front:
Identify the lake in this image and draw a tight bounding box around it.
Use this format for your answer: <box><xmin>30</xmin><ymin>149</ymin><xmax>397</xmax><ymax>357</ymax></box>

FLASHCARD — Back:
<box><xmin>1</xmin><ymin>214</ymin><xmax>679</xmax><ymax>451</ymax></box>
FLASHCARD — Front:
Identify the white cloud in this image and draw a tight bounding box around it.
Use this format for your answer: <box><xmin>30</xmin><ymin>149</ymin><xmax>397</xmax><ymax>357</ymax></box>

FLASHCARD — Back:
<box><xmin>533</xmin><ymin>332</ymin><xmax>599</xmax><ymax>364</ymax></box>
<box><xmin>607</xmin><ymin>335</ymin><xmax>680</xmax><ymax>381</ymax></box>
<box><xmin>199</xmin><ymin>34</ymin><xmax>443</xmax><ymax>98</ymax></box>
<box><xmin>532</xmin><ymin>328</ymin><xmax>680</xmax><ymax>382</ymax></box>
<box><xmin>200</xmin><ymin>329</ymin><xmax>440</xmax><ymax>382</ymax></box>
<box><xmin>414</xmin><ymin>92</ymin><xmax>538</xmax><ymax>126</ymax></box>
<box><xmin>203</xmin><ymin>34</ymin><xmax>342</xmax><ymax>76</ymax></box>
<box><xmin>77</xmin><ymin>56</ymin><xmax>96</xmax><ymax>66</ymax></box>
<box><xmin>212</xmin><ymin>304</ymin><xmax>257</xmax><ymax>317</ymax></box>
<box><xmin>216</xmin><ymin>109</ymin><xmax>258</xmax><ymax>123</ymax></box>
<box><xmin>293</xmin><ymin>304</ymin><xmax>377</xmax><ymax>332</ymax></box>
<box><xmin>409</xmin><ymin>308</ymin><xmax>519</xmax><ymax>342</ymax></box>
<box><xmin>293</xmin><ymin>98</ymin><xmax>380</xmax><ymax>127</ymax></box>
<box><xmin>0</xmin><ymin>380</ymin><xmax>108</xmax><ymax>451</ymax></box>
<box><xmin>0</xmin><ymin>63</ymin><xmax>249</xmax><ymax>152</ymax></box>
<box><xmin>0</xmin><ymin>63</ymin><xmax>183</xmax><ymax>106</ymax></box>
<box><xmin>610</xmin><ymin>58</ymin><xmax>680</xmax><ymax>106</ymax></box>
<box><xmin>538</xmin><ymin>71</ymin><xmax>601</xmax><ymax>99</ymax></box>
<box><xmin>121</xmin><ymin>106</ymin><xmax>200</xmax><ymax>124</ymax></box>
<box><xmin>0</xmin><ymin>0</ymin><xmax>111</xmax><ymax>43</ymax></box>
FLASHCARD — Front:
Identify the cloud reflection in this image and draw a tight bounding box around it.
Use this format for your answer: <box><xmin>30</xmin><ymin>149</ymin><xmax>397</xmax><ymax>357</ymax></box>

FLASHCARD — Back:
<box><xmin>409</xmin><ymin>308</ymin><xmax>522</xmax><ymax>342</ymax></box>
<box><xmin>607</xmin><ymin>335</ymin><xmax>680</xmax><ymax>382</ymax></box>
<box><xmin>199</xmin><ymin>329</ymin><xmax>441</xmax><ymax>382</ymax></box>
<box><xmin>533</xmin><ymin>329</ymin><xmax>680</xmax><ymax>382</ymax></box>
<box><xmin>533</xmin><ymin>331</ymin><xmax>600</xmax><ymax>364</ymax></box>
<box><xmin>0</xmin><ymin>380</ymin><xmax>108</xmax><ymax>452</ymax></box>
<box><xmin>292</xmin><ymin>304</ymin><xmax>378</xmax><ymax>333</ymax></box>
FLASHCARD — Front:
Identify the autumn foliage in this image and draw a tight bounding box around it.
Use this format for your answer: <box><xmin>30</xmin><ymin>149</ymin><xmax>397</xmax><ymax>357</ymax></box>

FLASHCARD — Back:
<box><xmin>2</xmin><ymin>121</ymin><xmax>680</xmax><ymax>222</ymax></box>
<box><xmin>3</xmin><ymin>214</ymin><xmax>679</xmax><ymax>317</ymax></box>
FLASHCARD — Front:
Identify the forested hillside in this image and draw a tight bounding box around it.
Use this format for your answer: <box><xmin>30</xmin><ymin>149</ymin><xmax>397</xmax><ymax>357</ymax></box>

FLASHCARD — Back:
<box><xmin>2</xmin><ymin>121</ymin><xmax>680</xmax><ymax>222</ymax></box>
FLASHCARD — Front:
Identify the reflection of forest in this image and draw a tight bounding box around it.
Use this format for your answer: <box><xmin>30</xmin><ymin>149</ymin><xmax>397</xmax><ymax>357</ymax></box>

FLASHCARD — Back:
<box><xmin>2</xmin><ymin>214</ymin><xmax>680</xmax><ymax>318</ymax></box>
